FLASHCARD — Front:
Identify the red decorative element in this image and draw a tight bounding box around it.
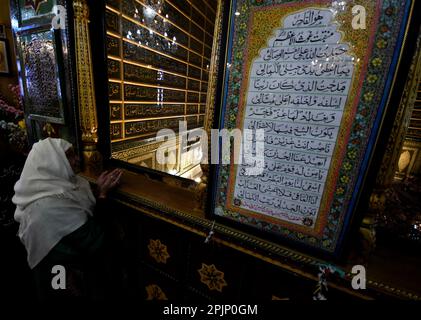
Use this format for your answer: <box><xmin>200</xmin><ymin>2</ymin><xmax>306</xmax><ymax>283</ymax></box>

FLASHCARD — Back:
<box><xmin>380</xmin><ymin>24</ymin><xmax>390</xmax><ymax>33</ymax></box>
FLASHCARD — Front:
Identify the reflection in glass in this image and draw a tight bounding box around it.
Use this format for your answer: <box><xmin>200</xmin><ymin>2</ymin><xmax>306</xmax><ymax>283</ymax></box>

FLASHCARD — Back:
<box><xmin>105</xmin><ymin>0</ymin><xmax>217</xmax><ymax>181</ymax></box>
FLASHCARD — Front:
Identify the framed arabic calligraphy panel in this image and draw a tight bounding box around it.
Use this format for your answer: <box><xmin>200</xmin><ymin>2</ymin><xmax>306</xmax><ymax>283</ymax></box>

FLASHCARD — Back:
<box><xmin>211</xmin><ymin>0</ymin><xmax>414</xmax><ymax>255</ymax></box>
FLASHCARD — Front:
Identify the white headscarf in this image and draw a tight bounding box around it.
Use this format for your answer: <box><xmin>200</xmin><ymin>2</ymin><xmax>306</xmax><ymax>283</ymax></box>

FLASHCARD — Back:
<box><xmin>12</xmin><ymin>138</ymin><xmax>96</xmax><ymax>269</ymax></box>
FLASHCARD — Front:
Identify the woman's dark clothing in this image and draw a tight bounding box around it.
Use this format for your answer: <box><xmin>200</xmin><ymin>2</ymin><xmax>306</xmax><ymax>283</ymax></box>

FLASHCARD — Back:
<box><xmin>32</xmin><ymin>198</ymin><xmax>111</xmax><ymax>301</ymax></box>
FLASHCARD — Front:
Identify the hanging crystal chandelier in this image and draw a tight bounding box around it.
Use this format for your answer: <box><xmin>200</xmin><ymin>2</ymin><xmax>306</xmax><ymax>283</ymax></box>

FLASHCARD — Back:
<box><xmin>142</xmin><ymin>0</ymin><xmax>161</xmax><ymax>20</ymax></box>
<box><xmin>127</xmin><ymin>0</ymin><xmax>178</xmax><ymax>54</ymax></box>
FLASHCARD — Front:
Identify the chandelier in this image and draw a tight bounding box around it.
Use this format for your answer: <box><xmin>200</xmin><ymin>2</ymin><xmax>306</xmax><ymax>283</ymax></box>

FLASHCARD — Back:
<box><xmin>126</xmin><ymin>0</ymin><xmax>178</xmax><ymax>54</ymax></box>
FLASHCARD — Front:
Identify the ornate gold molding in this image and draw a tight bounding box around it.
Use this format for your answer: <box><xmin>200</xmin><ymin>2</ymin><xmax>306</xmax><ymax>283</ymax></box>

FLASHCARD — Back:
<box><xmin>199</xmin><ymin>0</ymin><xmax>224</xmax><ymax>209</ymax></box>
<box><xmin>73</xmin><ymin>0</ymin><xmax>102</xmax><ymax>174</ymax></box>
<box><xmin>112</xmin><ymin>139</ymin><xmax>168</xmax><ymax>162</ymax></box>
<box><xmin>203</xmin><ymin>0</ymin><xmax>224</xmax><ymax>137</ymax></box>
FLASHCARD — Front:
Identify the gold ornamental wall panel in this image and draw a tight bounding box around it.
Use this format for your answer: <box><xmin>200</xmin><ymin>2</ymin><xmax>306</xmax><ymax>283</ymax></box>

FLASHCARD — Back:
<box><xmin>105</xmin><ymin>0</ymin><xmax>217</xmax><ymax>144</ymax></box>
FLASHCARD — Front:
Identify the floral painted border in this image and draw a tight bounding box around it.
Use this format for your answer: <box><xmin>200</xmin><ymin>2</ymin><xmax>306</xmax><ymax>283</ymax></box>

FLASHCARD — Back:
<box><xmin>214</xmin><ymin>0</ymin><xmax>410</xmax><ymax>254</ymax></box>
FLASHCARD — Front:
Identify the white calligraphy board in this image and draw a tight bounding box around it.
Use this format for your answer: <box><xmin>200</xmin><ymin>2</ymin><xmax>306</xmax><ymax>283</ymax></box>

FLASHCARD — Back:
<box><xmin>232</xmin><ymin>8</ymin><xmax>355</xmax><ymax>228</ymax></box>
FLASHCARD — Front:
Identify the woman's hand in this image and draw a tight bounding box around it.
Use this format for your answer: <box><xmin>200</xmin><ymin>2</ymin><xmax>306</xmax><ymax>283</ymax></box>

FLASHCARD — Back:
<box><xmin>96</xmin><ymin>169</ymin><xmax>123</xmax><ymax>199</ymax></box>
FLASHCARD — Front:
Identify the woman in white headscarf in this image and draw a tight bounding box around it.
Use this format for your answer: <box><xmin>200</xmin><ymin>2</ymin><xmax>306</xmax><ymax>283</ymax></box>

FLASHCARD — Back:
<box><xmin>12</xmin><ymin>137</ymin><xmax>122</xmax><ymax>300</ymax></box>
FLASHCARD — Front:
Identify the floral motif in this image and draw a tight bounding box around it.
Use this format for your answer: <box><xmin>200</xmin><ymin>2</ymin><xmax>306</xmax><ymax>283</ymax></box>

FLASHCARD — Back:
<box><xmin>347</xmin><ymin>149</ymin><xmax>357</xmax><ymax>160</ymax></box>
<box><xmin>340</xmin><ymin>176</ymin><xmax>350</xmax><ymax>184</ymax></box>
<box><xmin>322</xmin><ymin>240</ymin><xmax>331</xmax><ymax>248</ymax></box>
<box><xmin>145</xmin><ymin>284</ymin><xmax>168</xmax><ymax>300</ymax></box>
<box><xmin>148</xmin><ymin>239</ymin><xmax>170</xmax><ymax>264</ymax></box>
<box><xmin>376</xmin><ymin>38</ymin><xmax>388</xmax><ymax>49</ymax></box>
<box><xmin>367</xmin><ymin>74</ymin><xmax>378</xmax><ymax>84</ymax></box>
<box><xmin>371</xmin><ymin>57</ymin><xmax>383</xmax><ymax>67</ymax></box>
<box><xmin>0</xmin><ymin>84</ymin><xmax>28</xmax><ymax>154</ymax></box>
<box><xmin>198</xmin><ymin>263</ymin><xmax>227</xmax><ymax>292</ymax></box>
<box><xmin>363</xmin><ymin>92</ymin><xmax>374</xmax><ymax>102</ymax></box>
<box><xmin>343</xmin><ymin>162</ymin><xmax>352</xmax><ymax>171</ymax></box>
